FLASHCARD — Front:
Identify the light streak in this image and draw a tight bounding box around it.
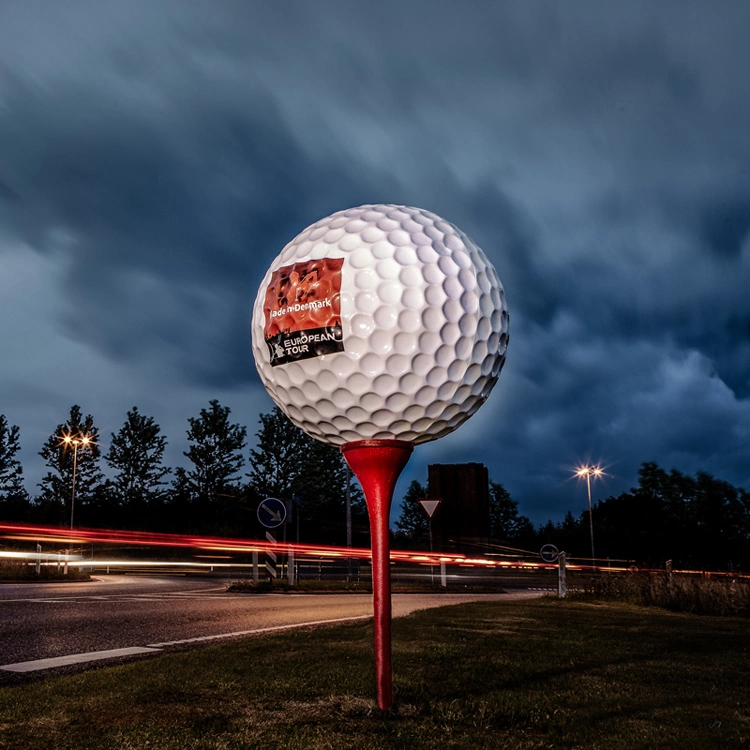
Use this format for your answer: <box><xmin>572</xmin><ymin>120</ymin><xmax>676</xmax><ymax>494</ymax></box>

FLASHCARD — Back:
<box><xmin>0</xmin><ymin>521</ymin><xmax>642</xmax><ymax>573</ymax></box>
<box><xmin>0</xmin><ymin>522</ymin><xmax>519</xmax><ymax>569</ymax></box>
<box><xmin>0</xmin><ymin>550</ymin><xmax>82</xmax><ymax>563</ymax></box>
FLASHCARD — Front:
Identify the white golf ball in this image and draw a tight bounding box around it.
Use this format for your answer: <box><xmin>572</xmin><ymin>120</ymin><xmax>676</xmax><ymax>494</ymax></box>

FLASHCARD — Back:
<box><xmin>251</xmin><ymin>204</ymin><xmax>509</xmax><ymax>446</ymax></box>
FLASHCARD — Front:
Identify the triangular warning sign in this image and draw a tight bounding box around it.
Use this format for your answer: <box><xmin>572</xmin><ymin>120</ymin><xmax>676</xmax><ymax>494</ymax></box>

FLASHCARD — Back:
<box><xmin>418</xmin><ymin>498</ymin><xmax>442</xmax><ymax>518</ymax></box>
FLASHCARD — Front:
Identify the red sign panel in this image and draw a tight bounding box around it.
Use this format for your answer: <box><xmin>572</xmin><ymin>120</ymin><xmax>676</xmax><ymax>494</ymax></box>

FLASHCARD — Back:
<box><xmin>262</xmin><ymin>258</ymin><xmax>345</xmax><ymax>366</ymax></box>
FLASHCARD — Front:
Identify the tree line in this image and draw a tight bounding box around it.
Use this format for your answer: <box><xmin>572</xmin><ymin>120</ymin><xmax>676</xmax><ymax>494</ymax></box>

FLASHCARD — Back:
<box><xmin>2</xmin><ymin>406</ymin><xmax>748</xmax><ymax>568</ymax></box>
<box><xmin>0</xmin><ymin>404</ymin><xmax>368</xmax><ymax>545</ymax></box>
<box><xmin>536</xmin><ymin>462</ymin><xmax>750</xmax><ymax>571</ymax></box>
<box><xmin>396</xmin><ymin>464</ymin><xmax>750</xmax><ymax>571</ymax></box>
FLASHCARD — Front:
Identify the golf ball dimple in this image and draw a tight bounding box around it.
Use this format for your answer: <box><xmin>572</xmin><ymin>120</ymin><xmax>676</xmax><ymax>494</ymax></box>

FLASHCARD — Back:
<box><xmin>251</xmin><ymin>204</ymin><xmax>509</xmax><ymax>446</ymax></box>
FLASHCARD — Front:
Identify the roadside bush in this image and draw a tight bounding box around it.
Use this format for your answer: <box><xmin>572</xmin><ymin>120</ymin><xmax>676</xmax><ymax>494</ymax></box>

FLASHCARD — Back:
<box><xmin>571</xmin><ymin>572</ymin><xmax>750</xmax><ymax>617</ymax></box>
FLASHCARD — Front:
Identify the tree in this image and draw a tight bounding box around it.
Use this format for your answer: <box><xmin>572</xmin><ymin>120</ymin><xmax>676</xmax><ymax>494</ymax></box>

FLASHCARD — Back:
<box><xmin>36</xmin><ymin>405</ymin><xmax>105</xmax><ymax>526</ymax></box>
<box><xmin>105</xmin><ymin>407</ymin><xmax>170</xmax><ymax>527</ymax></box>
<box><xmin>0</xmin><ymin>415</ymin><xmax>29</xmax><ymax>520</ymax></box>
<box><xmin>689</xmin><ymin>472</ymin><xmax>749</xmax><ymax>570</ymax></box>
<box><xmin>295</xmin><ymin>438</ymin><xmax>366</xmax><ymax>545</ymax></box>
<box><xmin>247</xmin><ymin>406</ymin><xmax>307</xmax><ymax>499</ymax></box>
<box><xmin>489</xmin><ymin>482</ymin><xmax>517</xmax><ymax>540</ymax></box>
<box><xmin>175</xmin><ymin>400</ymin><xmax>246</xmax><ymax>506</ymax></box>
<box><xmin>395</xmin><ymin>480</ymin><xmax>429</xmax><ymax>546</ymax></box>
<box><xmin>247</xmin><ymin>407</ymin><xmax>367</xmax><ymax>544</ymax></box>
<box><xmin>556</xmin><ymin>511</ymin><xmax>587</xmax><ymax>557</ymax></box>
<box><xmin>584</xmin><ymin>462</ymin><xmax>750</xmax><ymax>569</ymax></box>
<box><xmin>489</xmin><ymin>481</ymin><xmax>534</xmax><ymax>545</ymax></box>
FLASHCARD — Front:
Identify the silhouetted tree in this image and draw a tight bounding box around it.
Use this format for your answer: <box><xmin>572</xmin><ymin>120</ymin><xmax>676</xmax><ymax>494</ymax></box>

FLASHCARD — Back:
<box><xmin>296</xmin><ymin>438</ymin><xmax>366</xmax><ymax>545</ymax></box>
<box><xmin>556</xmin><ymin>511</ymin><xmax>587</xmax><ymax>558</ymax></box>
<box><xmin>394</xmin><ymin>479</ymin><xmax>430</xmax><ymax>549</ymax></box>
<box><xmin>247</xmin><ymin>407</ymin><xmax>367</xmax><ymax>545</ymax></box>
<box><xmin>247</xmin><ymin>406</ymin><xmax>307</xmax><ymax>499</ymax></box>
<box><xmin>0</xmin><ymin>415</ymin><xmax>29</xmax><ymax>520</ymax></box>
<box><xmin>105</xmin><ymin>407</ymin><xmax>170</xmax><ymax>528</ymax></box>
<box><xmin>489</xmin><ymin>481</ymin><xmax>534</xmax><ymax>545</ymax></box>
<box><xmin>689</xmin><ymin>471</ymin><xmax>749</xmax><ymax>570</ymax></box>
<box><xmin>173</xmin><ymin>401</ymin><xmax>247</xmax><ymax>528</ymax></box>
<box><xmin>584</xmin><ymin>462</ymin><xmax>750</xmax><ymax>569</ymax></box>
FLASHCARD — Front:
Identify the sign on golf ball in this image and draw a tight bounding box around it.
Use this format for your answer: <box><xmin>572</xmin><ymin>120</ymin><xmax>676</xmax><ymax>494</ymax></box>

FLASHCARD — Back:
<box><xmin>251</xmin><ymin>204</ymin><xmax>509</xmax><ymax>444</ymax></box>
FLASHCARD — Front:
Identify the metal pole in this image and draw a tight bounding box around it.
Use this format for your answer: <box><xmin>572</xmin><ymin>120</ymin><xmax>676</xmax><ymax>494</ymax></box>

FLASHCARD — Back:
<box><xmin>586</xmin><ymin>473</ymin><xmax>595</xmax><ymax>565</ymax></box>
<box><xmin>429</xmin><ymin>518</ymin><xmax>434</xmax><ymax>585</ymax></box>
<box><xmin>283</xmin><ymin>499</ymin><xmax>291</xmax><ymax>581</ymax></box>
<box><xmin>66</xmin><ymin>441</ymin><xmax>79</xmax><ymax>576</ymax></box>
<box><xmin>558</xmin><ymin>552</ymin><xmax>567</xmax><ymax>598</ymax></box>
<box><xmin>70</xmin><ymin>442</ymin><xmax>79</xmax><ymax>530</ymax></box>
<box><xmin>346</xmin><ymin>464</ymin><xmax>352</xmax><ymax>581</ymax></box>
<box><xmin>346</xmin><ymin>465</ymin><xmax>352</xmax><ymax>547</ymax></box>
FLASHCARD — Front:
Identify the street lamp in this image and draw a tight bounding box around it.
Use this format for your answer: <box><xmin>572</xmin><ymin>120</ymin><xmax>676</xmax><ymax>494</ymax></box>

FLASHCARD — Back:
<box><xmin>62</xmin><ymin>433</ymin><xmax>93</xmax><ymax>530</ymax></box>
<box><xmin>576</xmin><ymin>465</ymin><xmax>603</xmax><ymax>566</ymax></box>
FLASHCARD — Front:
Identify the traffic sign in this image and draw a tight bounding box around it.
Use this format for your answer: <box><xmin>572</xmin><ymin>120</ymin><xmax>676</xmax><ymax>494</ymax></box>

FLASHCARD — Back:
<box><xmin>257</xmin><ymin>497</ymin><xmax>286</xmax><ymax>529</ymax></box>
<box><xmin>417</xmin><ymin>498</ymin><xmax>442</xmax><ymax>519</ymax></box>
<box><xmin>540</xmin><ymin>544</ymin><xmax>559</xmax><ymax>563</ymax></box>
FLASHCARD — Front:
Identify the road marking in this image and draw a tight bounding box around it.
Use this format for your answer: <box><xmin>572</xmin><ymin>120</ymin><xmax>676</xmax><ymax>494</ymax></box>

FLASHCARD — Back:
<box><xmin>147</xmin><ymin>615</ymin><xmax>372</xmax><ymax>647</ymax></box>
<box><xmin>0</xmin><ymin>647</ymin><xmax>162</xmax><ymax>673</ymax></box>
<box><xmin>0</xmin><ymin>593</ymin><xmax>230</xmax><ymax>605</ymax></box>
<box><xmin>0</xmin><ymin>616</ymin><xmax>373</xmax><ymax>674</ymax></box>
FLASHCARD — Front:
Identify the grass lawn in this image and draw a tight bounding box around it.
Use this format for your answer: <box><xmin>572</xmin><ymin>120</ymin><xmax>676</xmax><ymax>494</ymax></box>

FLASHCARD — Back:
<box><xmin>0</xmin><ymin>598</ymin><xmax>748</xmax><ymax>749</ymax></box>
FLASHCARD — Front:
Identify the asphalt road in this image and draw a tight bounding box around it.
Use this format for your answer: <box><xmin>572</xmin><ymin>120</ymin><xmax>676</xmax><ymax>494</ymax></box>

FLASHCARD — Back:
<box><xmin>0</xmin><ymin>575</ymin><xmax>541</xmax><ymax>684</ymax></box>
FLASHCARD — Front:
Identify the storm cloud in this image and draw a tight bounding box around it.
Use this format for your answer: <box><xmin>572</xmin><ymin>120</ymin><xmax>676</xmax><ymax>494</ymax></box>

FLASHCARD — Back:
<box><xmin>1</xmin><ymin>0</ymin><xmax>749</xmax><ymax>523</ymax></box>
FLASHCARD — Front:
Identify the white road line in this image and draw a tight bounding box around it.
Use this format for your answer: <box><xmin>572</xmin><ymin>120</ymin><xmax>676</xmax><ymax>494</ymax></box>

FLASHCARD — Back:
<box><xmin>147</xmin><ymin>615</ymin><xmax>373</xmax><ymax>647</ymax></box>
<box><xmin>0</xmin><ymin>615</ymin><xmax>373</xmax><ymax>674</ymax></box>
<box><xmin>0</xmin><ymin>594</ymin><xmax>227</xmax><ymax>605</ymax></box>
<box><xmin>0</xmin><ymin>647</ymin><xmax>162</xmax><ymax>673</ymax></box>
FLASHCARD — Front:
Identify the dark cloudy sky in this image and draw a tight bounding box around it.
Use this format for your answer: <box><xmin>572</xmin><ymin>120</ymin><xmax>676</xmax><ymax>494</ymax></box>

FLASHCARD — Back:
<box><xmin>2</xmin><ymin>1</ymin><xmax>749</xmax><ymax>527</ymax></box>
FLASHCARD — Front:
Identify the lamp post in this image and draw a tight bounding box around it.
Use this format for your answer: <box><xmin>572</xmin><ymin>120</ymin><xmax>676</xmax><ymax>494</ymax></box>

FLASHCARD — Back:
<box><xmin>576</xmin><ymin>466</ymin><xmax>602</xmax><ymax>566</ymax></box>
<box><xmin>62</xmin><ymin>433</ymin><xmax>92</xmax><ymax>530</ymax></box>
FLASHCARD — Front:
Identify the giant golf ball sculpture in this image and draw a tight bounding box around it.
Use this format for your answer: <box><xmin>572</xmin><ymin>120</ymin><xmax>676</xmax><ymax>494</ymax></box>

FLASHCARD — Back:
<box><xmin>251</xmin><ymin>204</ymin><xmax>508</xmax><ymax>709</ymax></box>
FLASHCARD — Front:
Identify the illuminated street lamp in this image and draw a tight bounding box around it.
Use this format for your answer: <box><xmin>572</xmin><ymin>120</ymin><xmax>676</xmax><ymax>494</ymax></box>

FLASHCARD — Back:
<box><xmin>576</xmin><ymin>465</ymin><xmax>603</xmax><ymax>566</ymax></box>
<box><xmin>61</xmin><ymin>433</ymin><xmax>93</xmax><ymax>530</ymax></box>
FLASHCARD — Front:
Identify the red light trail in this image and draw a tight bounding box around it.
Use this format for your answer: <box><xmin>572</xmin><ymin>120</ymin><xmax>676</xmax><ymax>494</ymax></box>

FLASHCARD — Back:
<box><xmin>0</xmin><ymin>521</ymin><xmax>563</xmax><ymax>570</ymax></box>
<box><xmin>4</xmin><ymin>522</ymin><xmax>744</xmax><ymax>578</ymax></box>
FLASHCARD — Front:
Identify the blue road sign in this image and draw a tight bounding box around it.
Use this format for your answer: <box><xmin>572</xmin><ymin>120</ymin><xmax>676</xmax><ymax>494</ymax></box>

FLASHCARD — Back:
<box><xmin>258</xmin><ymin>497</ymin><xmax>287</xmax><ymax>529</ymax></box>
<box><xmin>540</xmin><ymin>544</ymin><xmax>560</xmax><ymax>563</ymax></box>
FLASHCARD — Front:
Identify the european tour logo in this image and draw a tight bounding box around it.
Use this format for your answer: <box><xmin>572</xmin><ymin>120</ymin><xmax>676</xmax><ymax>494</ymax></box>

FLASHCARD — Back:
<box><xmin>263</xmin><ymin>258</ymin><xmax>345</xmax><ymax>366</ymax></box>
